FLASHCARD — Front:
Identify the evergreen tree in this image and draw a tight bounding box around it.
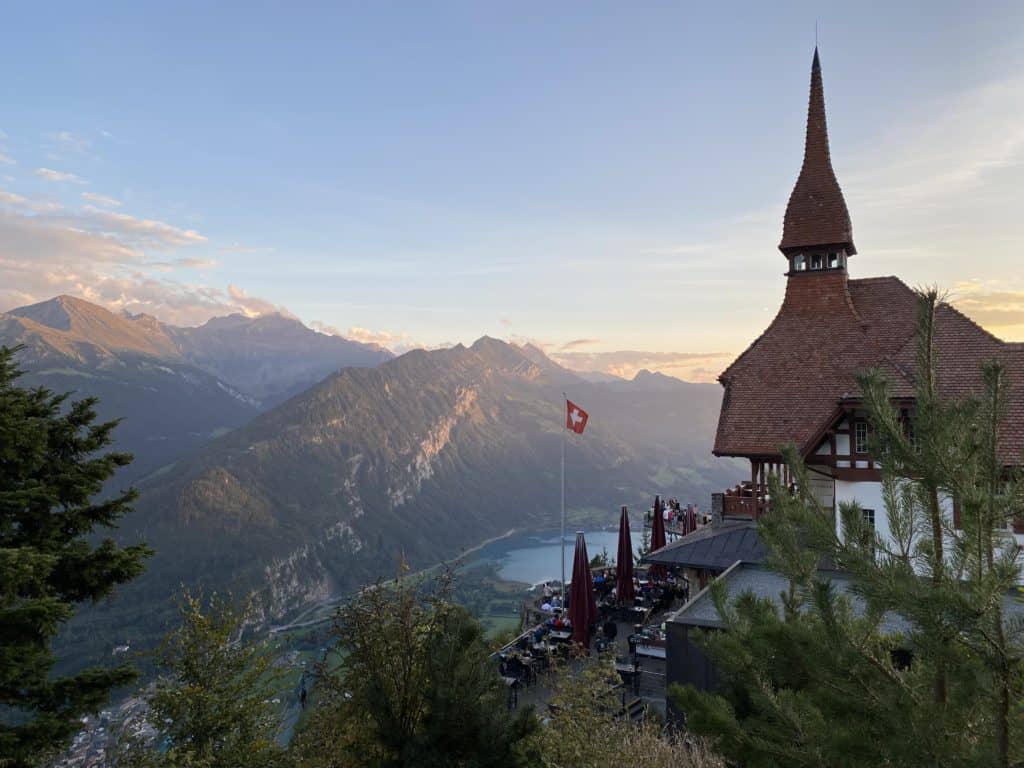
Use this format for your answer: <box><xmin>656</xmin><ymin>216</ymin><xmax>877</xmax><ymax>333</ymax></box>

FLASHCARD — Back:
<box><xmin>293</xmin><ymin>570</ymin><xmax>537</xmax><ymax>768</ymax></box>
<box><xmin>0</xmin><ymin>345</ymin><xmax>152</xmax><ymax>767</ymax></box>
<box><xmin>535</xmin><ymin>658</ymin><xmax>722</xmax><ymax>768</ymax></box>
<box><xmin>115</xmin><ymin>591</ymin><xmax>286</xmax><ymax>768</ymax></box>
<box><xmin>671</xmin><ymin>289</ymin><xmax>1024</xmax><ymax>767</ymax></box>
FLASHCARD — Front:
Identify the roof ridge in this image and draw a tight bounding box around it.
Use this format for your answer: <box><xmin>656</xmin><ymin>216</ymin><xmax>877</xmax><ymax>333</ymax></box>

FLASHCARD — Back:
<box><xmin>849</xmin><ymin>275</ymin><xmax>905</xmax><ymax>284</ymax></box>
<box><xmin>940</xmin><ymin>299</ymin><xmax>1008</xmax><ymax>347</ymax></box>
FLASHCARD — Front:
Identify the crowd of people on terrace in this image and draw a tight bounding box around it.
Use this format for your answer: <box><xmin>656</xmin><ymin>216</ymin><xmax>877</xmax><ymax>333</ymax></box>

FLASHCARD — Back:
<box><xmin>496</xmin><ymin>495</ymin><xmax>700</xmax><ymax>706</ymax></box>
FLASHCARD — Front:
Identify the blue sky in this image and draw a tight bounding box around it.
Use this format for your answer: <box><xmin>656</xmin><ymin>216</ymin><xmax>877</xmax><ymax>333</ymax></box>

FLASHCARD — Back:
<box><xmin>2</xmin><ymin>1</ymin><xmax>1024</xmax><ymax>379</ymax></box>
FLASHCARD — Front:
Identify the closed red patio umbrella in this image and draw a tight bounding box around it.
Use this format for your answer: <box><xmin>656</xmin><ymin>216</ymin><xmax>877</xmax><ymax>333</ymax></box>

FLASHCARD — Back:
<box><xmin>649</xmin><ymin>495</ymin><xmax>667</xmax><ymax>580</ymax></box>
<box><xmin>615</xmin><ymin>506</ymin><xmax>635</xmax><ymax>603</ymax></box>
<box><xmin>569</xmin><ymin>531</ymin><xmax>598</xmax><ymax>646</ymax></box>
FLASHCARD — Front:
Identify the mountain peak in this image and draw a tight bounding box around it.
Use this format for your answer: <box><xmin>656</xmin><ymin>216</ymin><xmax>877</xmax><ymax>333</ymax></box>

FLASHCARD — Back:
<box><xmin>630</xmin><ymin>368</ymin><xmax>691</xmax><ymax>391</ymax></box>
<box><xmin>8</xmin><ymin>294</ymin><xmax>182</xmax><ymax>359</ymax></box>
<box><xmin>469</xmin><ymin>334</ymin><xmax>505</xmax><ymax>351</ymax></box>
<box><xmin>9</xmin><ymin>294</ymin><xmax>105</xmax><ymax>331</ymax></box>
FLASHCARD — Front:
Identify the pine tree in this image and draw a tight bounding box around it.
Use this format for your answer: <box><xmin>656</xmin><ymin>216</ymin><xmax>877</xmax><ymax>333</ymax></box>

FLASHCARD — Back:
<box><xmin>115</xmin><ymin>591</ymin><xmax>286</xmax><ymax>768</ymax></box>
<box><xmin>0</xmin><ymin>345</ymin><xmax>153</xmax><ymax>767</ymax></box>
<box><xmin>535</xmin><ymin>658</ymin><xmax>723</xmax><ymax>768</ymax></box>
<box><xmin>670</xmin><ymin>289</ymin><xmax>1024</xmax><ymax>767</ymax></box>
<box><xmin>293</xmin><ymin>569</ymin><xmax>538</xmax><ymax>768</ymax></box>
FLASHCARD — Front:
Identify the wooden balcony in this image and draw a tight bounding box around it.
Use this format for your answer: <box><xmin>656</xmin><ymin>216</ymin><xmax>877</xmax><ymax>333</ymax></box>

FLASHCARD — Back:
<box><xmin>719</xmin><ymin>482</ymin><xmax>768</xmax><ymax>519</ymax></box>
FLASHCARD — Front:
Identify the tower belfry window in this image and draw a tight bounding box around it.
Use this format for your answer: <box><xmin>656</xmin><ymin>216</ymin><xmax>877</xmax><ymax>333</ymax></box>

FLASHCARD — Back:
<box><xmin>793</xmin><ymin>254</ymin><xmax>806</xmax><ymax>271</ymax></box>
<box><xmin>811</xmin><ymin>253</ymin><xmax>823</xmax><ymax>270</ymax></box>
<box><xmin>828</xmin><ymin>252</ymin><xmax>839</xmax><ymax>269</ymax></box>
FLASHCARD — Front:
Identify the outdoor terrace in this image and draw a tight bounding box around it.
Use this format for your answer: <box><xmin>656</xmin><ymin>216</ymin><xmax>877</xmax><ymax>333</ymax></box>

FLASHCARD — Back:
<box><xmin>494</xmin><ymin>569</ymin><xmax>690</xmax><ymax>719</ymax></box>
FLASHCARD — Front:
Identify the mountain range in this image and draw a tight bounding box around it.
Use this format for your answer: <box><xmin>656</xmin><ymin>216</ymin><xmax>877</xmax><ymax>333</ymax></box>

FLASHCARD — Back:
<box><xmin>66</xmin><ymin>339</ymin><xmax>734</xmax><ymax>666</ymax></box>
<box><xmin>0</xmin><ymin>295</ymin><xmax>391</xmax><ymax>483</ymax></box>
<box><xmin>2</xmin><ymin>295</ymin><xmax>737</xmax><ymax>669</ymax></box>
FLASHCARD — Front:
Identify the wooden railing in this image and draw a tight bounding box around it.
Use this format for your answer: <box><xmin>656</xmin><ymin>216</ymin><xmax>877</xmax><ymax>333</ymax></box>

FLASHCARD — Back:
<box><xmin>722</xmin><ymin>495</ymin><xmax>762</xmax><ymax>518</ymax></box>
<box><xmin>720</xmin><ymin>483</ymin><xmax>768</xmax><ymax>519</ymax></box>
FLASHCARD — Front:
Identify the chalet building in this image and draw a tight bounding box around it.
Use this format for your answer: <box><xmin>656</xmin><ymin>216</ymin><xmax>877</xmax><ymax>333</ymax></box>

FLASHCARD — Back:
<box><xmin>660</xmin><ymin>47</ymin><xmax>1024</xmax><ymax>703</ymax></box>
<box><xmin>711</xmin><ymin>47</ymin><xmax>1024</xmax><ymax>545</ymax></box>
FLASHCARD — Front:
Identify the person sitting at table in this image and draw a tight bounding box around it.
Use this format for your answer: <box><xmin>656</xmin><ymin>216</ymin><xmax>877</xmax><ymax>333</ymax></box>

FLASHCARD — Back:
<box><xmin>603</xmin><ymin>620</ymin><xmax>618</xmax><ymax>640</ymax></box>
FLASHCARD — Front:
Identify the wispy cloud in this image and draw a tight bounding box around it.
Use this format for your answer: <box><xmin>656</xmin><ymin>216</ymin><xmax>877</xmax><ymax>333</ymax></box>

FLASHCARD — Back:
<box><xmin>845</xmin><ymin>75</ymin><xmax>1024</xmax><ymax>233</ymax></box>
<box><xmin>310</xmin><ymin>321</ymin><xmax>427</xmax><ymax>354</ymax></box>
<box><xmin>144</xmin><ymin>257</ymin><xmax>219</xmax><ymax>272</ymax></box>
<box><xmin>226</xmin><ymin>284</ymin><xmax>295</xmax><ymax>319</ymax></box>
<box><xmin>343</xmin><ymin>324</ymin><xmax>416</xmax><ymax>351</ymax></box>
<box><xmin>550</xmin><ymin>348</ymin><xmax>733</xmax><ymax>383</ymax></box>
<box><xmin>76</xmin><ymin>205</ymin><xmax>206</xmax><ymax>249</ymax></box>
<box><xmin>560</xmin><ymin>338</ymin><xmax>601</xmax><ymax>350</ymax></box>
<box><xmin>46</xmin><ymin>130</ymin><xmax>91</xmax><ymax>155</ymax></box>
<box><xmin>0</xmin><ymin>197</ymin><xmax>281</xmax><ymax>326</ymax></box>
<box><xmin>34</xmin><ymin>167</ymin><xmax>86</xmax><ymax>184</ymax></box>
<box><xmin>174</xmin><ymin>257</ymin><xmax>218</xmax><ymax>269</ymax></box>
<box><xmin>81</xmin><ymin>191</ymin><xmax>121</xmax><ymax>208</ymax></box>
<box><xmin>218</xmin><ymin>242</ymin><xmax>274</xmax><ymax>255</ymax></box>
<box><xmin>949</xmin><ymin>280</ymin><xmax>1024</xmax><ymax>340</ymax></box>
<box><xmin>0</xmin><ymin>189</ymin><xmax>62</xmax><ymax>213</ymax></box>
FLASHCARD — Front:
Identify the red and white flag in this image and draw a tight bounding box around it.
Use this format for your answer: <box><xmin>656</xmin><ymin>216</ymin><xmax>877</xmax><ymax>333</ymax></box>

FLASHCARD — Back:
<box><xmin>566</xmin><ymin>400</ymin><xmax>589</xmax><ymax>435</ymax></box>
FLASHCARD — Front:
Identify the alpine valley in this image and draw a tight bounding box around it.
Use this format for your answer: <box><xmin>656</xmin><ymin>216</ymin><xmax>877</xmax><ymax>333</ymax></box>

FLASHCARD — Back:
<box><xmin>1</xmin><ymin>296</ymin><xmax>736</xmax><ymax>667</ymax></box>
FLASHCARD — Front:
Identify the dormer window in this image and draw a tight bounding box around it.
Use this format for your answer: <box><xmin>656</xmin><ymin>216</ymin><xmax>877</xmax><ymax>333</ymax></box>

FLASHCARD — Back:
<box><xmin>811</xmin><ymin>253</ymin><xmax>823</xmax><ymax>270</ymax></box>
<box><xmin>793</xmin><ymin>254</ymin><xmax>806</xmax><ymax>272</ymax></box>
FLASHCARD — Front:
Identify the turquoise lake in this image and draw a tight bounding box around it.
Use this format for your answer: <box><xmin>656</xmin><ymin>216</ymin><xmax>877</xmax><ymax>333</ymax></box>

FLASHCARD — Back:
<box><xmin>471</xmin><ymin>529</ymin><xmax>643</xmax><ymax>586</ymax></box>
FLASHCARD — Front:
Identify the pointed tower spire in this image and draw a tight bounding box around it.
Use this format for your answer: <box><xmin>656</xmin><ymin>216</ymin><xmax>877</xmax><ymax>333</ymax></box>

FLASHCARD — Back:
<box><xmin>779</xmin><ymin>48</ymin><xmax>856</xmax><ymax>258</ymax></box>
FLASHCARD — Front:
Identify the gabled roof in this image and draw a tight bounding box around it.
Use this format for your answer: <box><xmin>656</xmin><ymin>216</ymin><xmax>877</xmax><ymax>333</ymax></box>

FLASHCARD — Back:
<box><xmin>714</xmin><ymin>275</ymin><xmax>1024</xmax><ymax>465</ymax></box>
<box><xmin>779</xmin><ymin>48</ymin><xmax>856</xmax><ymax>256</ymax></box>
<box><xmin>642</xmin><ymin>520</ymin><xmax>765</xmax><ymax>570</ymax></box>
<box><xmin>668</xmin><ymin>562</ymin><xmax>1024</xmax><ymax>634</ymax></box>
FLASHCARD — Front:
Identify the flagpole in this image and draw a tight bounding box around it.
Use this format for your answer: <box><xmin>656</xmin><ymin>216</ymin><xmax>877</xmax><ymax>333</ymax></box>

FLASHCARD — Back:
<box><xmin>561</xmin><ymin>392</ymin><xmax>566</xmax><ymax>597</ymax></box>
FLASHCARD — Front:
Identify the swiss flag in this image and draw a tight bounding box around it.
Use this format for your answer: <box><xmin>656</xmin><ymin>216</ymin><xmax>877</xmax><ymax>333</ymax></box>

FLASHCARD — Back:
<box><xmin>566</xmin><ymin>400</ymin><xmax>589</xmax><ymax>435</ymax></box>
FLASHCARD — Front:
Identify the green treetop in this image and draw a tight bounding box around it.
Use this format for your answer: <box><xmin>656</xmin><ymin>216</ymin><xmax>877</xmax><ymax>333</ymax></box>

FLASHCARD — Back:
<box><xmin>293</xmin><ymin>569</ymin><xmax>538</xmax><ymax>768</ymax></box>
<box><xmin>115</xmin><ymin>591</ymin><xmax>287</xmax><ymax>768</ymax></box>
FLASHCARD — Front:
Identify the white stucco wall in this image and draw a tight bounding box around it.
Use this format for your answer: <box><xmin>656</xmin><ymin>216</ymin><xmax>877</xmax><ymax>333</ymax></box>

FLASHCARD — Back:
<box><xmin>833</xmin><ymin>479</ymin><xmax>1024</xmax><ymax>553</ymax></box>
<box><xmin>834</xmin><ymin>479</ymin><xmax>893</xmax><ymax>544</ymax></box>
<box><xmin>833</xmin><ymin>479</ymin><xmax>961</xmax><ymax>549</ymax></box>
